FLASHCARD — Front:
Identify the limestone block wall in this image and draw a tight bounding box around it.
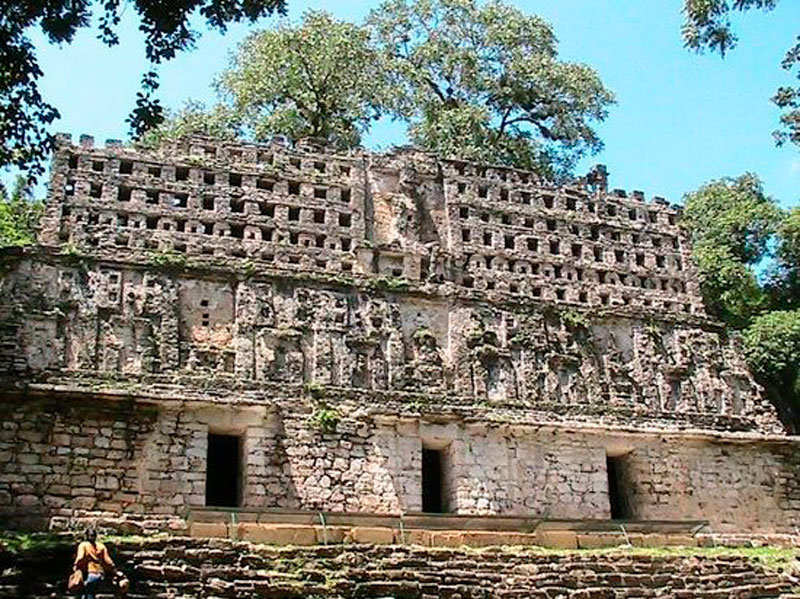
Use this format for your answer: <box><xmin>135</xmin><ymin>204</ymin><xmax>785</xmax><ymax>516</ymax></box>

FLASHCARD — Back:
<box><xmin>0</xmin><ymin>134</ymin><xmax>796</xmax><ymax>534</ymax></box>
<box><xmin>615</xmin><ymin>439</ymin><xmax>800</xmax><ymax>533</ymax></box>
<box><xmin>1</xmin><ymin>397</ymin><xmax>798</xmax><ymax>533</ymax></box>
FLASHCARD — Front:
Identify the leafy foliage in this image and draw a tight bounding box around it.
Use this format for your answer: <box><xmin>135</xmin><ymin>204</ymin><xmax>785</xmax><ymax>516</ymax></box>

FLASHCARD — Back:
<box><xmin>682</xmin><ymin>0</ymin><xmax>799</xmax><ymax>146</ymax></box>
<box><xmin>150</xmin><ymin>2</ymin><xmax>613</xmax><ymax>178</ymax></box>
<box><xmin>308</xmin><ymin>405</ymin><xmax>340</xmax><ymax>433</ymax></box>
<box><xmin>140</xmin><ymin>101</ymin><xmax>240</xmax><ymax>148</ymax></box>
<box><xmin>683</xmin><ymin>174</ymin><xmax>781</xmax><ymax>326</ymax></box>
<box><xmin>368</xmin><ymin>0</ymin><xmax>614</xmax><ymax>180</ymax></box>
<box><xmin>765</xmin><ymin>207</ymin><xmax>800</xmax><ymax>309</ymax></box>
<box><xmin>683</xmin><ymin>174</ymin><xmax>800</xmax><ymax>422</ymax></box>
<box><xmin>0</xmin><ymin>176</ymin><xmax>43</xmax><ymax>247</ymax></box>
<box><xmin>742</xmin><ymin>309</ymin><xmax>800</xmax><ymax>413</ymax></box>
<box><xmin>215</xmin><ymin>11</ymin><xmax>388</xmax><ymax>149</ymax></box>
<box><xmin>0</xmin><ymin>0</ymin><xmax>287</xmax><ymax>179</ymax></box>
<box><xmin>683</xmin><ymin>174</ymin><xmax>781</xmax><ymax>265</ymax></box>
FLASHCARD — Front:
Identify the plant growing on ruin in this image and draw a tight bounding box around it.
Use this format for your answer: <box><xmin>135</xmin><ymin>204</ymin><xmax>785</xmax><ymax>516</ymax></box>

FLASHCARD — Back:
<box><xmin>149</xmin><ymin>250</ymin><xmax>188</xmax><ymax>272</ymax></box>
<box><xmin>304</xmin><ymin>381</ymin><xmax>326</xmax><ymax>400</ymax></box>
<box><xmin>308</xmin><ymin>404</ymin><xmax>340</xmax><ymax>433</ymax></box>
<box><xmin>369</xmin><ymin>275</ymin><xmax>411</xmax><ymax>292</ymax></box>
<box><xmin>367</xmin><ymin>0</ymin><xmax>615</xmax><ymax>180</ymax></box>
<box><xmin>0</xmin><ymin>0</ymin><xmax>287</xmax><ymax>179</ymax></box>
<box><xmin>0</xmin><ymin>176</ymin><xmax>42</xmax><ymax>247</ymax></box>
<box><xmin>561</xmin><ymin>310</ymin><xmax>590</xmax><ymax>331</ymax></box>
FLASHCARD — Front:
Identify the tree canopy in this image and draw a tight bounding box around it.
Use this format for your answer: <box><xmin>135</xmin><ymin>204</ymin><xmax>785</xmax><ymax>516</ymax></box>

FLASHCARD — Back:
<box><xmin>0</xmin><ymin>0</ymin><xmax>287</xmax><ymax>179</ymax></box>
<box><xmin>683</xmin><ymin>174</ymin><xmax>799</xmax><ymax>424</ymax></box>
<box><xmin>152</xmin><ymin>2</ymin><xmax>614</xmax><ymax>180</ymax></box>
<box><xmin>682</xmin><ymin>0</ymin><xmax>799</xmax><ymax>146</ymax></box>
<box><xmin>216</xmin><ymin>11</ymin><xmax>387</xmax><ymax>149</ymax></box>
<box><xmin>367</xmin><ymin>0</ymin><xmax>615</xmax><ymax>179</ymax></box>
<box><xmin>0</xmin><ymin>176</ymin><xmax>42</xmax><ymax>247</ymax></box>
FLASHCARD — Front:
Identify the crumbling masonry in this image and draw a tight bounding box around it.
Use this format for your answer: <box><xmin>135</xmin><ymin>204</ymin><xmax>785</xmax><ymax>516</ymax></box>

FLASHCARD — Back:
<box><xmin>0</xmin><ymin>134</ymin><xmax>798</xmax><ymax>536</ymax></box>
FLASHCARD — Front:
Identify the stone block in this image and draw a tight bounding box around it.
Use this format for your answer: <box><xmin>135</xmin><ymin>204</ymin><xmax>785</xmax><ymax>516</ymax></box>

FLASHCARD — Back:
<box><xmin>401</xmin><ymin>528</ymin><xmax>432</xmax><ymax>547</ymax></box>
<box><xmin>348</xmin><ymin>526</ymin><xmax>395</xmax><ymax>545</ymax></box>
<box><xmin>535</xmin><ymin>530</ymin><xmax>578</xmax><ymax>549</ymax></box>
<box><xmin>461</xmin><ymin>531</ymin><xmax>537</xmax><ymax>547</ymax></box>
<box><xmin>430</xmin><ymin>531</ymin><xmax>465</xmax><ymax>547</ymax></box>
<box><xmin>576</xmin><ymin>533</ymin><xmax>627</xmax><ymax>549</ymax></box>
<box><xmin>314</xmin><ymin>525</ymin><xmax>347</xmax><ymax>544</ymax></box>
<box><xmin>237</xmin><ymin>523</ymin><xmax>318</xmax><ymax>546</ymax></box>
<box><xmin>189</xmin><ymin>522</ymin><xmax>229</xmax><ymax>539</ymax></box>
<box><xmin>662</xmin><ymin>534</ymin><xmax>698</xmax><ymax>547</ymax></box>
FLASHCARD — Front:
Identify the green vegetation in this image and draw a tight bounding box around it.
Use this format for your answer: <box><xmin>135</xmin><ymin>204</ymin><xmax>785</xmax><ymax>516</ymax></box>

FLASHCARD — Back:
<box><xmin>368</xmin><ymin>275</ymin><xmax>410</xmax><ymax>292</ymax></box>
<box><xmin>742</xmin><ymin>310</ymin><xmax>800</xmax><ymax>417</ymax></box>
<box><xmin>148</xmin><ymin>250</ymin><xmax>188</xmax><ymax>272</ymax></box>
<box><xmin>148</xmin><ymin>10</ymin><xmax>386</xmax><ymax>151</ymax></box>
<box><xmin>220</xmin><ymin>11</ymin><xmax>387</xmax><ymax>150</ymax></box>
<box><xmin>0</xmin><ymin>532</ymin><xmax>70</xmax><ymax>554</ymax></box>
<box><xmin>368</xmin><ymin>0</ymin><xmax>614</xmax><ymax>180</ymax></box>
<box><xmin>683</xmin><ymin>174</ymin><xmax>800</xmax><ymax>423</ymax></box>
<box><xmin>304</xmin><ymin>381</ymin><xmax>326</xmax><ymax>399</ymax></box>
<box><xmin>561</xmin><ymin>310</ymin><xmax>590</xmax><ymax>331</ymax></box>
<box><xmin>682</xmin><ymin>0</ymin><xmax>798</xmax><ymax>147</ymax></box>
<box><xmin>152</xmin><ymin>1</ymin><xmax>614</xmax><ymax>179</ymax></box>
<box><xmin>308</xmin><ymin>404</ymin><xmax>341</xmax><ymax>433</ymax></box>
<box><xmin>0</xmin><ymin>176</ymin><xmax>42</xmax><ymax>247</ymax></box>
<box><xmin>0</xmin><ymin>1</ymin><xmax>287</xmax><ymax>179</ymax></box>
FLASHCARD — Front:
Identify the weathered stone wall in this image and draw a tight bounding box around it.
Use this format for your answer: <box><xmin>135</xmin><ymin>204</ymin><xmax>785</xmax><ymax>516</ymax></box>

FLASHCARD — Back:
<box><xmin>616</xmin><ymin>439</ymin><xmax>800</xmax><ymax>532</ymax></box>
<box><xmin>2</xmin><ymin>397</ymin><xmax>798</xmax><ymax>534</ymax></box>
<box><xmin>0</xmin><ymin>134</ymin><xmax>796</xmax><ymax>534</ymax></box>
<box><xmin>1</xmin><ymin>537</ymin><xmax>797</xmax><ymax>599</ymax></box>
<box><xmin>41</xmin><ymin>136</ymin><xmax>701</xmax><ymax>315</ymax></box>
<box><xmin>0</xmin><ymin>256</ymin><xmax>778</xmax><ymax>433</ymax></box>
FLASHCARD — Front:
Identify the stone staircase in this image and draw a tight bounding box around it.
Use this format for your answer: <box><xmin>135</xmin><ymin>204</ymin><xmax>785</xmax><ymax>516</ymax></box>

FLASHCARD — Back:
<box><xmin>2</xmin><ymin>537</ymin><xmax>799</xmax><ymax>598</ymax></box>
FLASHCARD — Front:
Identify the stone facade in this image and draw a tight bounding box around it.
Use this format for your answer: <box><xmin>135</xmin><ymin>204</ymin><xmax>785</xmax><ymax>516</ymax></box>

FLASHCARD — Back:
<box><xmin>0</xmin><ymin>134</ymin><xmax>798</xmax><ymax>534</ymax></box>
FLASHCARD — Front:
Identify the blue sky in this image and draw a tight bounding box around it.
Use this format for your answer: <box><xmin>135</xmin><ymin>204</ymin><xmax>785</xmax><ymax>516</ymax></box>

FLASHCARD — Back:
<box><xmin>26</xmin><ymin>0</ymin><xmax>800</xmax><ymax>208</ymax></box>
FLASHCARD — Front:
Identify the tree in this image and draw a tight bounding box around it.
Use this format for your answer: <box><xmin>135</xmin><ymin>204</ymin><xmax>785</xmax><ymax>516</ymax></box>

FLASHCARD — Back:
<box><xmin>742</xmin><ymin>309</ymin><xmax>800</xmax><ymax>422</ymax></box>
<box><xmin>682</xmin><ymin>173</ymin><xmax>782</xmax><ymax>326</ymax></box>
<box><xmin>215</xmin><ymin>11</ymin><xmax>387</xmax><ymax>149</ymax></box>
<box><xmin>766</xmin><ymin>206</ymin><xmax>800</xmax><ymax>310</ymax></box>
<box><xmin>0</xmin><ymin>176</ymin><xmax>43</xmax><ymax>247</ymax></box>
<box><xmin>0</xmin><ymin>0</ymin><xmax>287</xmax><ymax>180</ymax></box>
<box><xmin>683</xmin><ymin>174</ymin><xmax>800</xmax><ymax>426</ymax></box>
<box><xmin>682</xmin><ymin>0</ymin><xmax>799</xmax><ymax>146</ymax></box>
<box><xmin>140</xmin><ymin>101</ymin><xmax>240</xmax><ymax>148</ymax></box>
<box><xmin>149</xmin><ymin>11</ymin><xmax>388</xmax><ymax>151</ymax></box>
<box><xmin>367</xmin><ymin>0</ymin><xmax>615</xmax><ymax>180</ymax></box>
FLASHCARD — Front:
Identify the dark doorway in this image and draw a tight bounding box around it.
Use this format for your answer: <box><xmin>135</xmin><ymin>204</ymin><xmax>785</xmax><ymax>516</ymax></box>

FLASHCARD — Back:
<box><xmin>422</xmin><ymin>447</ymin><xmax>448</xmax><ymax>513</ymax></box>
<box><xmin>206</xmin><ymin>433</ymin><xmax>241</xmax><ymax>508</ymax></box>
<box><xmin>607</xmin><ymin>454</ymin><xmax>632</xmax><ymax>520</ymax></box>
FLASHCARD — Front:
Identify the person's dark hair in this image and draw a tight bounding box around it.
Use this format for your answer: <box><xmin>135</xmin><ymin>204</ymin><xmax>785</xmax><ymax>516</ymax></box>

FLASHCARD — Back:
<box><xmin>85</xmin><ymin>528</ymin><xmax>97</xmax><ymax>543</ymax></box>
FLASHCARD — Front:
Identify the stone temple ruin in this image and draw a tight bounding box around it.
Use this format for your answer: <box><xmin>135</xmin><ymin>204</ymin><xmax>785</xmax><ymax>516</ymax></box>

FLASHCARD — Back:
<box><xmin>0</xmin><ymin>133</ymin><xmax>798</xmax><ymax>543</ymax></box>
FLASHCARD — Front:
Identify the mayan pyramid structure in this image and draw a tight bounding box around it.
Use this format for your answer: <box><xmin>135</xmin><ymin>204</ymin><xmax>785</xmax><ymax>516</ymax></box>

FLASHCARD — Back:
<box><xmin>0</xmin><ymin>134</ymin><xmax>797</xmax><ymax>538</ymax></box>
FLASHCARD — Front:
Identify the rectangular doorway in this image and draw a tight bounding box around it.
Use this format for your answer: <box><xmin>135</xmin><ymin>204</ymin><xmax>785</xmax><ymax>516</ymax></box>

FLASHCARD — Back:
<box><xmin>422</xmin><ymin>447</ymin><xmax>449</xmax><ymax>513</ymax></box>
<box><xmin>606</xmin><ymin>453</ymin><xmax>632</xmax><ymax>520</ymax></box>
<box><xmin>205</xmin><ymin>433</ymin><xmax>241</xmax><ymax>508</ymax></box>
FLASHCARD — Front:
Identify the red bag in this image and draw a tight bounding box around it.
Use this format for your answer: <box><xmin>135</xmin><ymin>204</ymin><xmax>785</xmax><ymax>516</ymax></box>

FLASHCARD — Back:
<box><xmin>67</xmin><ymin>569</ymin><xmax>84</xmax><ymax>593</ymax></box>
